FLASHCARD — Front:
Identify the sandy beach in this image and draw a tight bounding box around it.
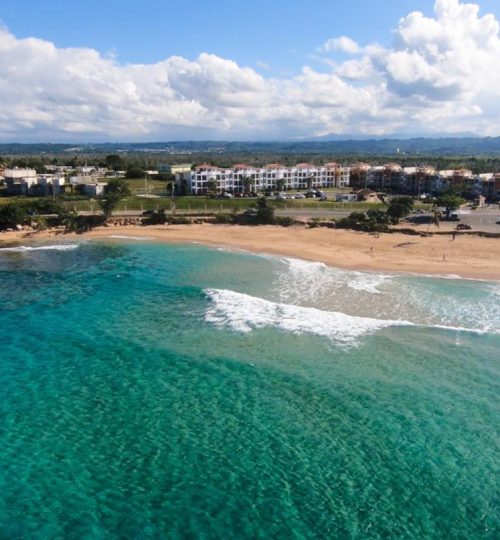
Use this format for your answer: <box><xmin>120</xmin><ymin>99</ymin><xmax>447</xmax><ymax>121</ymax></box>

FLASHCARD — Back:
<box><xmin>1</xmin><ymin>223</ymin><xmax>500</xmax><ymax>280</ymax></box>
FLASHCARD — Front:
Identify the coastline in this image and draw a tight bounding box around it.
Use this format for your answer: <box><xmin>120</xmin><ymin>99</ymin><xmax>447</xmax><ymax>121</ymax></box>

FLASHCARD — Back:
<box><xmin>2</xmin><ymin>223</ymin><xmax>500</xmax><ymax>280</ymax></box>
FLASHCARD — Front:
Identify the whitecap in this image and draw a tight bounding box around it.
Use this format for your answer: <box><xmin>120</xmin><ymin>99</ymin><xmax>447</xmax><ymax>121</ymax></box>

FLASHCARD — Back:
<box><xmin>0</xmin><ymin>244</ymin><xmax>79</xmax><ymax>252</ymax></box>
<box><xmin>108</xmin><ymin>235</ymin><xmax>153</xmax><ymax>241</ymax></box>
<box><xmin>275</xmin><ymin>257</ymin><xmax>392</xmax><ymax>303</ymax></box>
<box><xmin>204</xmin><ymin>288</ymin><xmax>412</xmax><ymax>345</ymax></box>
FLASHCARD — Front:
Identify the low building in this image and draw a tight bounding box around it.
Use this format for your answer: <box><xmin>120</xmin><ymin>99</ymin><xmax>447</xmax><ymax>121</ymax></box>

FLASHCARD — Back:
<box><xmin>4</xmin><ymin>168</ymin><xmax>38</xmax><ymax>195</ymax></box>
<box><xmin>81</xmin><ymin>183</ymin><xmax>107</xmax><ymax>197</ymax></box>
<box><xmin>70</xmin><ymin>174</ymin><xmax>108</xmax><ymax>196</ymax></box>
<box><xmin>158</xmin><ymin>163</ymin><xmax>193</xmax><ymax>175</ymax></box>
<box><xmin>34</xmin><ymin>175</ymin><xmax>66</xmax><ymax>196</ymax></box>
<box><xmin>335</xmin><ymin>193</ymin><xmax>358</xmax><ymax>202</ymax></box>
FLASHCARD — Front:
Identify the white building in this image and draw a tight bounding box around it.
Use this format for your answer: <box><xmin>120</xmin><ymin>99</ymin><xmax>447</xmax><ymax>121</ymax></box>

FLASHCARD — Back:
<box><xmin>70</xmin><ymin>174</ymin><xmax>108</xmax><ymax>196</ymax></box>
<box><xmin>4</xmin><ymin>168</ymin><xmax>39</xmax><ymax>195</ymax></box>
<box><xmin>35</xmin><ymin>175</ymin><xmax>66</xmax><ymax>196</ymax></box>
<box><xmin>179</xmin><ymin>163</ymin><xmax>351</xmax><ymax>195</ymax></box>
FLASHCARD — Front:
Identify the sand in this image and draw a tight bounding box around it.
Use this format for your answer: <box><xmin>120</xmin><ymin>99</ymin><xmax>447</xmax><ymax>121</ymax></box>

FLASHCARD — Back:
<box><xmin>2</xmin><ymin>223</ymin><xmax>500</xmax><ymax>280</ymax></box>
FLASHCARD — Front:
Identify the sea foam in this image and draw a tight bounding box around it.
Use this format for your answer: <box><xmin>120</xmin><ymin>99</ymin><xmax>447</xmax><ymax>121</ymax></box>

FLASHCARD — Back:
<box><xmin>281</xmin><ymin>257</ymin><xmax>391</xmax><ymax>294</ymax></box>
<box><xmin>0</xmin><ymin>244</ymin><xmax>79</xmax><ymax>252</ymax></box>
<box><xmin>204</xmin><ymin>288</ymin><xmax>412</xmax><ymax>345</ymax></box>
<box><xmin>108</xmin><ymin>235</ymin><xmax>153</xmax><ymax>241</ymax></box>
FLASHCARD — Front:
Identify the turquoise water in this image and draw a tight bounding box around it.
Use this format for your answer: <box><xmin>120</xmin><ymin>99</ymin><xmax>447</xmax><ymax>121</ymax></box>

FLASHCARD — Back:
<box><xmin>0</xmin><ymin>240</ymin><xmax>498</xmax><ymax>539</ymax></box>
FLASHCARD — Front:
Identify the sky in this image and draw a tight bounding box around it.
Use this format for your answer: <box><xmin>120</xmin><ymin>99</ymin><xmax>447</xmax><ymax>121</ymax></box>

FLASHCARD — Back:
<box><xmin>1</xmin><ymin>0</ymin><xmax>500</xmax><ymax>141</ymax></box>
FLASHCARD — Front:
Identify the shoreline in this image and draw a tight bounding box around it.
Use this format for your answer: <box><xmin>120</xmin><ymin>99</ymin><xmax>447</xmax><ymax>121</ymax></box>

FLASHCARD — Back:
<box><xmin>1</xmin><ymin>223</ymin><xmax>500</xmax><ymax>280</ymax></box>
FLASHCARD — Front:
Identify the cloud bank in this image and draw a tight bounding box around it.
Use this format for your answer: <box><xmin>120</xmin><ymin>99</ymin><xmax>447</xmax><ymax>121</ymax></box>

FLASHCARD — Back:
<box><xmin>0</xmin><ymin>0</ymin><xmax>499</xmax><ymax>140</ymax></box>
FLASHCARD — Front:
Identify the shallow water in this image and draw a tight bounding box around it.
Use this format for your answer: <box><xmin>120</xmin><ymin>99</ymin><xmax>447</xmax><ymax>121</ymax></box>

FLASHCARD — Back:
<box><xmin>0</xmin><ymin>241</ymin><xmax>498</xmax><ymax>538</ymax></box>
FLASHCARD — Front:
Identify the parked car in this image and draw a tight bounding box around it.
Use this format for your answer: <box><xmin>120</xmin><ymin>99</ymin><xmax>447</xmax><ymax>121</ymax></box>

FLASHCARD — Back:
<box><xmin>294</xmin><ymin>194</ymin><xmax>306</xmax><ymax>199</ymax></box>
<box><xmin>456</xmin><ymin>223</ymin><xmax>472</xmax><ymax>230</ymax></box>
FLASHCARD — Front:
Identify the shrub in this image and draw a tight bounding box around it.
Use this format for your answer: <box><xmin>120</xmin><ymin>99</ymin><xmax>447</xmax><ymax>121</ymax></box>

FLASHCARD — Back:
<box><xmin>64</xmin><ymin>213</ymin><xmax>106</xmax><ymax>233</ymax></box>
<box><xmin>0</xmin><ymin>203</ymin><xmax>27</xmax><ymax>229</ymax></box>
<box><xmin>168</xmin><ymin>216</ymin><xmax>192</xmax><ymax>225</ymax></box>
<box><xmin>142</xmin><ymin>209</ymin><xmax>168</xmax><ymax>225</ymax></box>
<box><xmin>274</xmin><ymin>216</ymin><xmax>296</xmax><ymax>227</ymax></box>
<box><xmin>336</xmin><ymin>210</ymin><xmax>389</xmax><ymax>233</ymax></box>
<box><xmin>214</xmin><ymin>213</ymin><xmax>235</xmax><ymax>224</ymax></box>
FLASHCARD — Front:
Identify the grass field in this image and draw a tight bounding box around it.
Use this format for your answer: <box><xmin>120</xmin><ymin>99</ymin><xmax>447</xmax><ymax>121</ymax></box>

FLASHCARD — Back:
<box><xmin>0</xmin><ymin>187</ymin><xmax>432</xmax><ymax>214</ymax></box>
<box><xmin>59</xmin><ymin>196</ymin><xmax>402</xmax><ymax>213</ymax></box>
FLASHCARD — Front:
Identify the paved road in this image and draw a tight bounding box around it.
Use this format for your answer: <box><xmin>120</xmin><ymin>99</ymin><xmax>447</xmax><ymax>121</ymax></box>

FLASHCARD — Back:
<box><xmin>411</xmin><ymin>207</ymin><xmax>500</xmax><ymax>233</ymax></box>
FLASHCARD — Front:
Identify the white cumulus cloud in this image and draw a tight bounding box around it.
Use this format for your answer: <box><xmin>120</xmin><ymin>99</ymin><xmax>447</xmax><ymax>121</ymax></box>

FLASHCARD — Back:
<box><xmin>320</xmin><ymin>36</ymin><xmax>361</xmax><ymax>54</ymax></box>
<box><xmin>0</xmin><ymin>0</ymin><xmax>500</xmax><ymax>140</ymax></box>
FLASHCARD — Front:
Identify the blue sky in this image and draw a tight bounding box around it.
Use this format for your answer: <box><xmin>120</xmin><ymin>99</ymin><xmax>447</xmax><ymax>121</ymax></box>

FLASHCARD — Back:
<box><xmin>1</xmin><ymin>0</ymin><xmax>500</xmax><ymax>140</ymax></box>
<box><xmin>2</xmin><ymin>0</ymin><xmax>498</xmax><ymax>74</ymax></box>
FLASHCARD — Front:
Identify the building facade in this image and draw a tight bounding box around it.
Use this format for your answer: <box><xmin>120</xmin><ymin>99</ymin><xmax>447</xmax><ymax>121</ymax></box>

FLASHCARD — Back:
<box><xmin>180</xmin><ymin>163</ymin><xmax>351</xmax><ymax>195</ymax></box>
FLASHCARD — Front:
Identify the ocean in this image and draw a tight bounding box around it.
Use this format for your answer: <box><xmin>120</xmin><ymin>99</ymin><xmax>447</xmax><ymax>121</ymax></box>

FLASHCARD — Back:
<box><xmin>0</xmin><ymin>240</ymin><xmax>498</xmax><ymax>538</ymax></box>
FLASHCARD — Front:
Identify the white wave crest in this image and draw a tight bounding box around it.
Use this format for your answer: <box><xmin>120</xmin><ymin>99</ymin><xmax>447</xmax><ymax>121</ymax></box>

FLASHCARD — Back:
<box><xmin>204</xmin><ymin>288</ymin><xmax>412</xmax><ymax>345</ymax></box>
<box><xmin>275</xmin><ymin>257</ymin><xmax>392</xmax><ymax>305</ymax></box>
<box><xmin>108</xmin><ymin>235</ymin><xmax>153</xmax><ymax>240</ymax></box>
<box><xmin>0</xmin><ymin>244</ymin><xmax>79</xmax><ymax>252</ymax></box>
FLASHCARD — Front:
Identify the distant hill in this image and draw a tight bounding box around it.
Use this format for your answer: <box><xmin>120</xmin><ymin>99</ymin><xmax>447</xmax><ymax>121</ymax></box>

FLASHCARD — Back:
<box><xmin>2</xmin><ymin>137</ymin><xmax>500</xmax><ymax>156</ymax></box>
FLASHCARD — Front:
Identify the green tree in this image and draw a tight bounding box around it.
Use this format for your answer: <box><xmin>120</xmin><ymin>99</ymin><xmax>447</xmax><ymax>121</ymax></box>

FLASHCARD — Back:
<box><xmin>243</xmin><ymin>176</ymin><xmax>255</xmax><ymax>194</ymax></box>
<box><xmin>275</xmin><ymin>178</ymin><xmax>285</xmax><ymax>192</ymax></box>
<box><xmin>207</xmin><ymin>179</ymin><xmax>218</xmax><ymax>194</ymax></box>
<box><xmin>436</xmin><ymin>189</ymin><xmax>465</xmax><ymax>219</ymax></box>
<box><xmin>386</xmin><ymin>196</ymin><xmax>414</xmax><ymax>224</ymax></box>
<box><xmin>254</xmin><ymin>197</ymin><xmax>275</xmax><ymax>224</ymax></box>
<box><xmin>99</xmin><ymin>178</ymin><xmax>131</xmax><ymax>220</ymax></box>
<box><xmin>105</xmin><ymin>154</ymin><xmax>125</xmax><ymax>171</ymax></box>
<box><xmin>125</xmin><ymin>167</ymin><xmax>145</xmax><ymax>179</ymax></box>
<box><xmin>0</xmin><ymin>203</ymin><xmax>27</xmax><ymax>229</ymax></box>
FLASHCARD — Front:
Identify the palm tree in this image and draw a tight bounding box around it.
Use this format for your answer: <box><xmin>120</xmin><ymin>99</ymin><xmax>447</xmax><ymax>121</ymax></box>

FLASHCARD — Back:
<box><xmin>207</xmin><ymin>179</ymin><xmax>217</xmax><ymax>195</ymax></box>
<box><xmin>243</xmin><ymin>176</ymin><xmax>254</xmax><ymax>194</ymax></box>
<box><xmin>427</xmin><ymin>208</ymin><xmax>441</xmax><ymax>232</ymax></box>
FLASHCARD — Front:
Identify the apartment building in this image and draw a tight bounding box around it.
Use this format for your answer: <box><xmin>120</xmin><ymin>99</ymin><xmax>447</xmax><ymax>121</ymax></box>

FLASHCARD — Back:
<box><xmin>403</xmin><ymin>166</ymin><xmax>438</xmax><ymax>196</ymax></box>
<box><xmin>480</xmin><ymin>173</ymin><xmax>500</xmax><ymax>200</ymax></box>
<box><xmin>366</xmin><ymin>164</ymin><xmax>404</xmax><ymax>192</ymax></box>
<box><xmin>181</xmin><ymin>163</ymin><xmax>350</xmax><ymax>195</ymax></box>
<box><xmin>348</xmin><ymin>163</ymin><xmax>371</xmax><ymax>189</ymax></box>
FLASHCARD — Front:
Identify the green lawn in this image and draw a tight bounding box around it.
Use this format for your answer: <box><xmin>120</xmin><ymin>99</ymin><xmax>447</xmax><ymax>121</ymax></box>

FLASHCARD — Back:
<box><xmin>0</xmin><ymin>192</ymin><xmax>432</xmax><ymax>214</ymax></box>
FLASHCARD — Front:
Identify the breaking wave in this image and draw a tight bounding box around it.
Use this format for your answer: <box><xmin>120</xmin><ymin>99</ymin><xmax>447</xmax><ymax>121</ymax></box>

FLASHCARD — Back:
<box><xmin>108</xmin><ymin>235</ymin><xmax>153</xmax><ymax>241</ymax></box>
<box><xmin>274</xmin><ymin>257</ymin><xmax>392</xmax><ymax>305</ymax></box>
<box><xmin>205</xmin><ymin>288</ymin><xmax>412</xmax><ymax>345</ymax></box>
<box><xmin>204</xmin><ymin>288</ymin><xmax>497</xmax><ymax>345</ymax></box>
<box><xmin>0</xmin><ymin>244</ymin><xmax>79</xmax><ymax>252</ymax></box>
